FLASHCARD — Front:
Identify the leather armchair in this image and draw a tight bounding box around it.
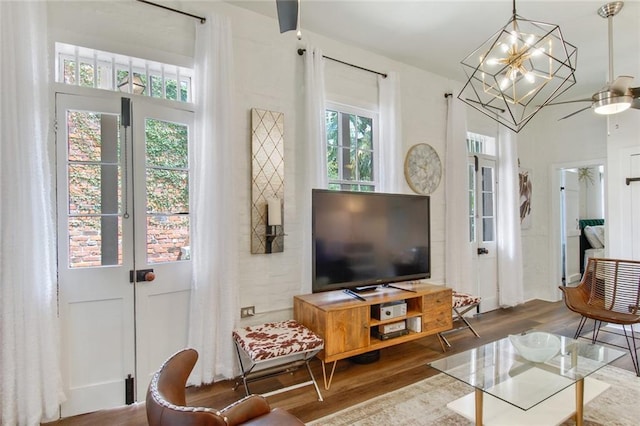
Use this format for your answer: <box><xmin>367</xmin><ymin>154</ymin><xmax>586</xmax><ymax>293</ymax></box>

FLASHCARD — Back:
<box><xmin>146</xmin><ymin>348</ymin><xmax>305</xmax><ymax>425</ymax></box>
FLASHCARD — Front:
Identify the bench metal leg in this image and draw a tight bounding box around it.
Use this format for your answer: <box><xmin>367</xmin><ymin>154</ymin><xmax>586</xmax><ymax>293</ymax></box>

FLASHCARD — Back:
<box><xmin>622</xmin><ymin>324</ymin><xmax>640</xmax><ymax>376</ymax></box>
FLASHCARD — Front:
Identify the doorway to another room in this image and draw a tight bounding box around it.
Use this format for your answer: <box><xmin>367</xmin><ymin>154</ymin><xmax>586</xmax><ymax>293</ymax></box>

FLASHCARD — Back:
<box><xmin>556</xmin><ymin>162</ymin><xmax>605</xmax><ymax>287</ymax></box>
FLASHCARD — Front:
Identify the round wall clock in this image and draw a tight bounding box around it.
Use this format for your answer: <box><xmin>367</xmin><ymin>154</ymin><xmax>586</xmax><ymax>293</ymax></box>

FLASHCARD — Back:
<box><xmin>404</xmin><ymin>143</ymin><xmax>442</xmax><ymax>195</ymax></box>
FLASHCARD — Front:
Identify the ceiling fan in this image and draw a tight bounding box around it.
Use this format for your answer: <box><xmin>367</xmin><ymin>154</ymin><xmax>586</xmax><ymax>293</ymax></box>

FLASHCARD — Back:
<box><xmin>557</xmin><ymin>1</ymin><xmax>639</xmax><ymax>120</ymax></box>
<box><xmin>276</xmin><ymin>0</ymin><xmax>301</xmax><ymax>38</ymax></box>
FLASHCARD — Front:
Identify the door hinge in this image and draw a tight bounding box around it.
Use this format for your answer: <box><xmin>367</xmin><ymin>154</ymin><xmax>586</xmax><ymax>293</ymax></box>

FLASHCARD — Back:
<box><xmin>125</xmin><ymin>374</ymin><xmax>134</xmax><ymax>405</ymax></box>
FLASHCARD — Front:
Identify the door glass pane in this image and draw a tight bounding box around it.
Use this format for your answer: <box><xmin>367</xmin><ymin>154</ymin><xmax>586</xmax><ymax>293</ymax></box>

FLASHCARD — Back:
<box><xmin>481</xmin><ymin>166</ymin><xmax>495</xmax><ymax>243</ymax></box>
<box><xmin>145</xmin><ymin>118</ymin><xmax>190</xmax><ymax>264</ymax></box>
<box><xmin>66</xmin><ymin>111</ymin><xmax>122</xmax><ymax>268</ymax></box>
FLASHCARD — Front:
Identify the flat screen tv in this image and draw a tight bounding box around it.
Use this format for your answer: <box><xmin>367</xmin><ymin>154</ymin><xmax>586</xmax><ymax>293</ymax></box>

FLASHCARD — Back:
<box><xmin>312</xmin><ymin>189</ymin><xmax>430</xmax><ymax>293</ymax></box>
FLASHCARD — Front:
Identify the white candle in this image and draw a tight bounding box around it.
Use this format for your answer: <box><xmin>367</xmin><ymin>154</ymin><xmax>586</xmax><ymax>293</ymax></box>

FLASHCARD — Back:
<box><xmin>268</xmin><ymin>198</ymin><xmax>282</xmax><ymax>226</ymax></box>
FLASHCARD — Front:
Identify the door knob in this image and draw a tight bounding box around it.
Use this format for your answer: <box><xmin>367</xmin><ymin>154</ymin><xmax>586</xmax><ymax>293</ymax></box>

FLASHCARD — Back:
<box><xmin>477</xmin><ymin>247</ymin><xmax>489</xmax><ymax>255</ymax></box>
<box><xmin>129</xmin><ymin>269</ymin><xmax>155</xmax><ymax>283</ymax></box>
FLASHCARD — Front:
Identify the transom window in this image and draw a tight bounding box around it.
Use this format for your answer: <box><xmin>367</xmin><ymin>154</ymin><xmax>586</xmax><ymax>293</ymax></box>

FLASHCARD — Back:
<box><xmin>467</xmin><ymin>131</ymin><xmax>496</xmax><ymax>156</ymax></box>
<box><xmin>325</xmin><ymin>104</ymin><xmax>377</xmax><ymax>191</ymax></box>
<box><xmin>55</xmin><ymin>42</ymin><xmax>193</xmax><ymax>102</ymax></box>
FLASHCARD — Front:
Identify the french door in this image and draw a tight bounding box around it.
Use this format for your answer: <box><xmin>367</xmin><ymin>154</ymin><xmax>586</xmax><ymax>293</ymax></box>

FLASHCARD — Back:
<box><xmin>469</xmin><ymin>155</ymin><xmax>498</xmax><ymax>312</ymax></box>
<box><xmin>56</xmin><ymin>92</ymin><xmax>193</xmax><ymax>416</ymax></box>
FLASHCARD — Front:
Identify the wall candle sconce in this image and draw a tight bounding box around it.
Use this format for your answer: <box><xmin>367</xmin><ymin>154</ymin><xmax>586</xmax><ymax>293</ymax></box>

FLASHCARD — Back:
<box><xmin>266</xmin><ymin>198</ymin><xmax>282</xmax><ymax>254</ymax></box>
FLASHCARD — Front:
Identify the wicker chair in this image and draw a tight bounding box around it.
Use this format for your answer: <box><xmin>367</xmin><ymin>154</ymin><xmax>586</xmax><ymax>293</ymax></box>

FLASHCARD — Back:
<box><xmin>559</xmin><ymin>258</ymin><xmax>640</xmax><ymax>376</ymax></box>
<box><xmin>146</xmin><ymin>348</ymin><xmax>304</xmax><ymax>425</ymax></box>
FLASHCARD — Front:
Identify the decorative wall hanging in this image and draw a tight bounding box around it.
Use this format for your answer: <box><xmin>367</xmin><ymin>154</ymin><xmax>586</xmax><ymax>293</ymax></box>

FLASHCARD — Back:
<box><xmin>519</xmin><ymin>167</ymin><xmax>532</xmax><ymax>229</ymax></box>
<box><xmin>250</xmin><ymin>108</ymin><xmax>284</xmax><ymax>254</ymax></box>
<box><xmin>404</xmin><ymin>143</ymin><xmax>442</xmax><ymax>195</ymax></box>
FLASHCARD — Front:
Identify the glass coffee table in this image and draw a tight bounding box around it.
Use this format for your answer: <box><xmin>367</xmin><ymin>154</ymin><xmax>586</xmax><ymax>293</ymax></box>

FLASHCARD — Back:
<box><xmin>429</xmin><ymin>332</ymin><xmax>625</xmax><ymax>426</ymax></box>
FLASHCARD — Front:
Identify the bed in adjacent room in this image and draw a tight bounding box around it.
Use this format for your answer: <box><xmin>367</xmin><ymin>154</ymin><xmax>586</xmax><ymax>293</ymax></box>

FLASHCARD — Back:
<box><xmin>579</xmin><ymin>219</ymin><xmax>605</xmax><ymax>273</ymax></box>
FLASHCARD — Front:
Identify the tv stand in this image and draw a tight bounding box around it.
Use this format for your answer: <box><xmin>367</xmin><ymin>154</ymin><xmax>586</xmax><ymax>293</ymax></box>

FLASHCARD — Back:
<box><xmin>294</xmin><ymin>281</ymin><xmax>452</xmax><ymax>389</ymax></box>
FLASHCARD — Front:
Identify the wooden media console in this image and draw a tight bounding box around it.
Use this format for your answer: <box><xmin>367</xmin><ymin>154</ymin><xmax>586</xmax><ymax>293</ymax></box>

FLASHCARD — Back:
<box><xmin>293</xmin><ymin>281</ymin><xmax>452</xmax><ymax>389</ymax></box>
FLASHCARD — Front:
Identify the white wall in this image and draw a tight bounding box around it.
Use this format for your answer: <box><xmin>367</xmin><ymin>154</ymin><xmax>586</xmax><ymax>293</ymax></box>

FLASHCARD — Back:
<box><xmin>46</xmin><ymin>1</ymin><xmax>638</xmax><ymax>320</ymax></box>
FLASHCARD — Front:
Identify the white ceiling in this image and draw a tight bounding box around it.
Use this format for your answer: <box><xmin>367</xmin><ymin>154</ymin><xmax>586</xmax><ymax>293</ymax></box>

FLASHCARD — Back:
<box><xmin>226</xmin><ymin>0</ymin><xmax>640</xmax><ymax>101</ymax></box>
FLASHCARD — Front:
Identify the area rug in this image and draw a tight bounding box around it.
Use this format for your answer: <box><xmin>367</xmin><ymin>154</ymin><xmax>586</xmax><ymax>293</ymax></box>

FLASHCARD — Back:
<box><xmin>307</xmin><ymin>365</ymin><xmax>639</xmax><ymax>425</ymax></box>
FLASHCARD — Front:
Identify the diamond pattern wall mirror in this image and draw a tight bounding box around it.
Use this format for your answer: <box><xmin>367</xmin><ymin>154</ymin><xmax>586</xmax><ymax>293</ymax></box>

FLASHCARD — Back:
<box><xmin>251</xmin><ymin>108</ymin><xmax>284</xmax><ymax>254</ymax></box>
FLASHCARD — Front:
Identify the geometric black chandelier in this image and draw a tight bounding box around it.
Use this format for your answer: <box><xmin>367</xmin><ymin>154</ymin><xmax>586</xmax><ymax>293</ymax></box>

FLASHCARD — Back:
<box><xmin>458</xmin><ymin>0</ymin><xmax>578</xmax><ymax>132</ymax></box>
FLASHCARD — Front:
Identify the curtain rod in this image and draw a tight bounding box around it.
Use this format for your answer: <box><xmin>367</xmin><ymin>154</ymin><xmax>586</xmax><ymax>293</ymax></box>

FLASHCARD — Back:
<box><xmin>136</xmin><ymin>0</ymin><xmax>206</xmax><ymax>24</ymax></box>
<box><xmin>297</xmin><ymin>49</ymin><xmax>387</xmax><ymax>78</ymax></box>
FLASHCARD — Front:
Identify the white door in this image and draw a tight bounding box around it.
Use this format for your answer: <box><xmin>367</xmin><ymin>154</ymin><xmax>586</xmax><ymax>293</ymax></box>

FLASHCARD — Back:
<box><xmin>469</xmin><ymin>156</ymin><xmax>498</xmax><ymax>313</ymax></box>
<box><xmin>132</xmin><ymin>103</ymin><xmax>193</xmax><ymax>398</ymax></box>
<box><xmin>56</xmin><ymin>93</ymin><xmax>193</xmax><ymax>416</ymax></box>
<box><xmin>561</xmin><ymin>170</ymin><xmax>581</xmax><ymax>284</ymax></box>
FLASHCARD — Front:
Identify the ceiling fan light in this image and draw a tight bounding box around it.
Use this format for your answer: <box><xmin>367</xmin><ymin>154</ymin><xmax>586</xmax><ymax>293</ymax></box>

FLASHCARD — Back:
<box><xmin>592</xmin><ymin>90</ymin><xmax>633</xmax><ymax>114</ymax></box>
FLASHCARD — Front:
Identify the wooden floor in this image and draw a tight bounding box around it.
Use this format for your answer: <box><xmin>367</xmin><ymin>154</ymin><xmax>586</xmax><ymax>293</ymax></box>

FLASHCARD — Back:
<box><xmin>43</xmin><ymin>299</ymin><xmax>638</xmax><ymax>425</ymax></box>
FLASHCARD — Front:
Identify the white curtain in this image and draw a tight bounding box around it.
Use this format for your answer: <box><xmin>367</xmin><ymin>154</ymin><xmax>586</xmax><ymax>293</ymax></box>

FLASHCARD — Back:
<box><xmin>187</xmin><ymin>13</ymin><xmax>238</xmax><ymax>384</ymax></box>
<box><xmin>298</xmin><ymin>45</ymin><xmax>327</xmax><ymax>294</ymax></box>
<box><xmin>497</xmin><ymin>126</ymin><xmax>524</xmax><ymax>306</ymax></box>
<box><xmin>378</xmin><ymin>72</ymin><xmax>403</xmax><ymax>193</ymax></box>
<box><xmin>0</xmin><ymin>2</ymin><xmax>64</xmax><ymax>424</ymax></box>
<box><xmin>445</xmin><ymin>94</ymin><xmax>474</xmax><ymax>294</ymax></box>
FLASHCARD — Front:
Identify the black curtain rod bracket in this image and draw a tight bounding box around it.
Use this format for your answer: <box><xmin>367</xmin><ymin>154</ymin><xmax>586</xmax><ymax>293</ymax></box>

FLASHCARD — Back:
<box><xmin>136</xmin><ymin>0</ymin><xmax>206</xmax><ymax>24</ymax></box>
<box><xmin>297</xmin><ymin>48</ymin><xmax>387</xmax><ymax>78</ymax></box>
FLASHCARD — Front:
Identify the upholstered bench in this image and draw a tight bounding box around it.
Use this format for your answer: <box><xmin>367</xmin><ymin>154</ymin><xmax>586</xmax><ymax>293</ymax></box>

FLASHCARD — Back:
<box><xmin>437</xmin><ymin>291</ymin><xmax>481</xmax><ymax>350</ymax></box>
<box><xmin>232</xmin><ymin>320</ymin><xmax>324</xmax><ymax>401</ymax></box>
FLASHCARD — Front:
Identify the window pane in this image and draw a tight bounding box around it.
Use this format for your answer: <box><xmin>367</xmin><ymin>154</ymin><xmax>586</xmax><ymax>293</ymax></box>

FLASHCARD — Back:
<box><xmin>356</xmin><ymin>116</ymin><xmax>372</xmax><ymax>150</ymax></box>
<box><xmin>327</xmin><ymin>145</ymin><xmax>338</xmax><ymax>179</ymax></box>
<box><xmin>146</xmin><ymin>169</ymin><xmax>188</xmax><ymax>214</ymax></box>
<box><xmin>145</xmin><ymin>119</ymin><xmax>188</xmax><ymax>168</ymax></box>
<box><xmin>69</xmin><ymin>164</ymin><xmax>120</xmax><ymax>215</ymax></box>
<box><xmin>69</xmin><ymin>216</ymin><xmax>122</xmax><ymax>268</ymax></box>
<box><xmin>165</xmin><ymin>78</ymin><xmax>178</xmax><ymax>100</ymax></box>
<box><xmin>348</xmin><ymin>115</ymin><xmax>358</xmax><ymax>150</ymax></box>
<box><xmin>116</xmin><ymin>69</ymin><xmax>129</xmax><ymax>91</ymax></box>
<box><xmin>150</xmin><ymin>75</ymin><xmax>163</xmax><ymax>98</ymax></box>
<box><xmin>483</xmin><ymin>217</ymin><xmax>494</xmax><ymax>242</ymax></box>
<box><xmin>79</xmin><ymin>62</ymin><xmax>94</xmax><ymax>87</ymax></box>
<box><xmin>469</xmin><ymin>217</ymin><xmax>475</xmax><ymax>242</ymax></box>
<box><xmin>147</xmin><ymin>215</ymin><xmax>190</xmax><ymax>263</ymax></box>
<box><xmin>96</xmin><ymin>61</ymin><xmax>113</xmax><ymax>90</ymax></box>
<box><xmin>482</xmin><ymin>192</ymin><xmax>494</xmax><ymax>216</ymax></box>
<box><xmin>326</xmin><ymin>111</ymin><xmax>338</xmax><ymax>146</ymax></box>
<box><xmin>180</xmin><ymin>80</ymin><xmax>189</xmax><ymax>102</ymax></box>
<box><xmin>340</xmin><ymin>146</ymin><xmax>354</xmax><ymax>180</ymax></box>
<box><xmin>64</xmin><ymin>59</ymin><xmax>76</xmax><ymax>84</ymax></box>
<box><xmin>67</xmin><ymin>111</ymin><xmax>109</xmax><ymax>162</ymax></box>
<box><xmin>482</xmin><ymin>167</ymin><xmax>493</xmax><ymax>191</ymax></box>
<box><xmin>145</xmin><ymin>117</ymin><xmax>190</xmax><ymax>264</ymax></box>
<box><xmin>357</xmin><ymin>149</ymin><xmax>373</xmax><ymax>181</ymax></box>
<box><xmin>328</xmin><ymin>183</ymin><xmax>341</xmax><ymax>190</ymax></box>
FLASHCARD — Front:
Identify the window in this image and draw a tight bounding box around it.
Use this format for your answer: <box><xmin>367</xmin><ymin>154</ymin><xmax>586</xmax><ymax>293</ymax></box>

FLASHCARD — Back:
<box><xmin>325</xmin><ymin>104</ymin><xmax>377</xmax><ymax>191</ymax></box>
<box><xmin>55</xmin><ymin>43</ymin><xmax>193</xmax><ymax>103</ymax></box>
